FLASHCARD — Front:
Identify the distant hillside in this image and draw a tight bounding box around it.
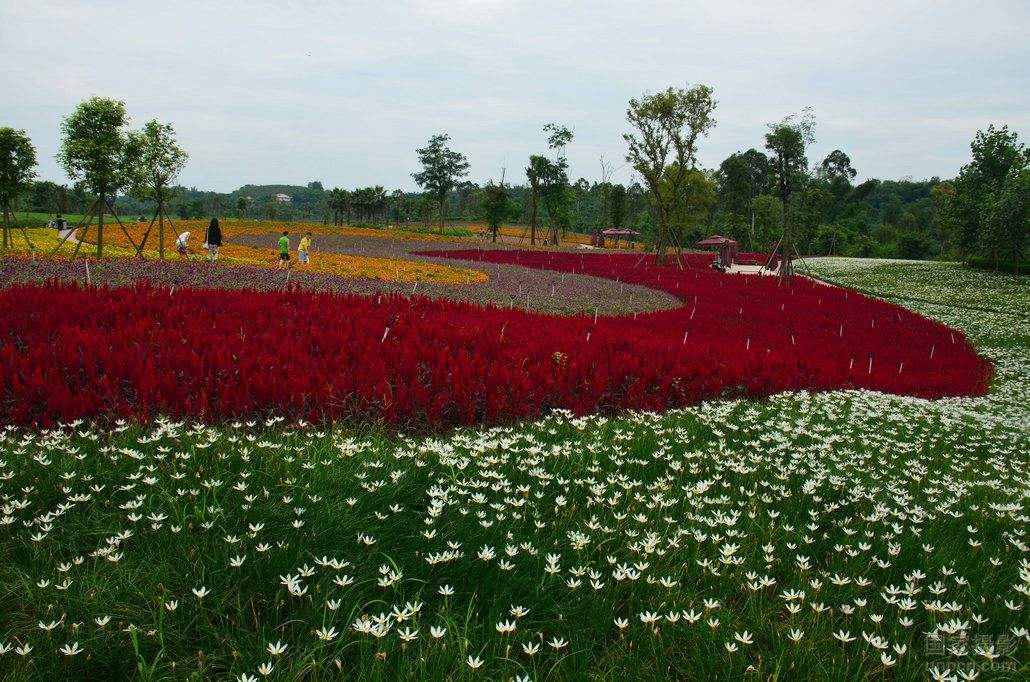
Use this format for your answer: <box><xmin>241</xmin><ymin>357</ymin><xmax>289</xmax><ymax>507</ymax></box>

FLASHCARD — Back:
<box><xmin>229</xmin><ymin>183</ymin><xmax>324</xmax><ymax>204</ymax></box>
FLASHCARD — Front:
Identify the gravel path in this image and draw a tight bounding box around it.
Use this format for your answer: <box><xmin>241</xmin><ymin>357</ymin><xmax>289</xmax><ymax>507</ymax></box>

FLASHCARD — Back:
<box><xmin>228</xmin><ymin>233</ymin><xmax>680</xmax><ymax>315</ymax></box>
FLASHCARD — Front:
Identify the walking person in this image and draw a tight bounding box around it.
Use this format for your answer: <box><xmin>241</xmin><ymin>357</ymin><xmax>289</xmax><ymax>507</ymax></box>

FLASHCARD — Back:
<box><xmin>298</xmin><ymin>231</ymin><xmax>313</xmax><ymax>266</ymax></box>
<box><xmin>204</xmin><ymin>217</ymin><xmax>222</xmax><ymax>261</ymax></box>
<box><xmin>277</xmin><ymin>230</ymin><xmax>290</xmax><ymax>269</ymax></box>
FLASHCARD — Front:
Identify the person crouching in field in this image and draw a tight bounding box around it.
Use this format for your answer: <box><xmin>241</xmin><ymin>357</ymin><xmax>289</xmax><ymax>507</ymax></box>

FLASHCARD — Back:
<box><xmin>176</xmin><ymin>230</ymin><xmax>190</xmax><ymax>258</ymax></box>
<box><xmin>298</xmin><ymin>231</ymin><xmax>312</xmax><ymax>265</ymax></box>
<box><xmin>204</xmin><ymin>217</ymin><xmax>222</xmax><ymax>261</ymax></box>
<box><xmin>278</xmin><ymin>230</ymin><xmax>290</xmax><ymax>269</ymax></box>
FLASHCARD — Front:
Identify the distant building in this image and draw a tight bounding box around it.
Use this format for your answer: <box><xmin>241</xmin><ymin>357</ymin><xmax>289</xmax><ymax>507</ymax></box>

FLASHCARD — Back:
<box><xmin>274</xmin><ymin>193</ymin><xmax>292</xmax><ymax>203</ymax></box>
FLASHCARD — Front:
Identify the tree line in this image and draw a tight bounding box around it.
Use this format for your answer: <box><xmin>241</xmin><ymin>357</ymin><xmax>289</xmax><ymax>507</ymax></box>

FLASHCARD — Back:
<box><xmin>3</xmin><ymin>92</ymin><xmax>1025</xmax><ymax>269</ymax></box>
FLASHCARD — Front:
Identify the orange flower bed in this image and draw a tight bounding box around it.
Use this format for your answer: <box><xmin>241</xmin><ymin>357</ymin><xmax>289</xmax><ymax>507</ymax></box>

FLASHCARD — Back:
<box><xmin>70</xmin><ymin>220</ymin><xmax>487</xmax><ymax>284</ymax></box>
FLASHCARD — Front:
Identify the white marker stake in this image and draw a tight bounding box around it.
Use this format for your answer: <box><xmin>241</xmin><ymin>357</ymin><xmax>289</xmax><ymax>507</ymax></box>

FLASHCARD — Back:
<box><xmin>930</xmin><ymin>344</ymin><xmax>935</xmax><ymax>359</ymax></box>
<box><xmin>746</xmin><ymin>338</ymin><xmax>750</xmax><ymax>351</ymax></box>
<box><xmin>682</xmin><ymin>330</ymin><xmax>688</xmax><ymax>345</ymax></box>
<box><xmin>381</xmin><ymin>327</ymin><xmax>390</xmax><ymax>343</ymax></box>
<box><xmin>849</xmin><ymin>357</ymin><xmax>854</xmax><ymax>371</ymax></box>
<box><xmin>898</xmin><ymin>362</ymin><xmax>903</xmax><ymax>374</ymax></box>
<box><xmin>868</xmin><ymin>356</ymin><xmax>873</xmax><ymax>374</ymax></box>
<box><xmin>586</xmin><ymin>332</ymin><xmax>591</xmax><ymax>343</ymax></box>
<box><xmin>85</xmin><ymin>260</ymin><xmax>91</xmax><ymax>284</ymax></box>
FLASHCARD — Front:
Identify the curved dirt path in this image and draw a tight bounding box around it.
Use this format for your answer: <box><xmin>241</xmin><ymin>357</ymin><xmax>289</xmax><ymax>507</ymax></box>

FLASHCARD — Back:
<box><xmin>228</xmin><ymin>233</ymin><xmax>680</xmax><ymax>315</ymax></box>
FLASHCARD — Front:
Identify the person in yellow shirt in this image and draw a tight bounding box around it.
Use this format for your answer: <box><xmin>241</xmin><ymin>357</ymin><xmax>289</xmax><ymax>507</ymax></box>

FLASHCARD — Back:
<box><xmin>298</xmin><ymin>232</ymin><xmax>313</xmax><ymax>265</ymax></box>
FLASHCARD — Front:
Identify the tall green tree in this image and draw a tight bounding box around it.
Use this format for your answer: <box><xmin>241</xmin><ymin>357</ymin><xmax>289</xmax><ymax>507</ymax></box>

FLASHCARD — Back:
<box><xmin>57</xmin><ymin>96</ymin><xmax>136</xmax><ymax>258</ymax></box>
<box><xmin>525</xmin><ymin>155</ymin><xmax>547</xmax><ymax>245</ymax></box>
<box><xmin>751</xmin><ymin>195</ymin><xmax>784</xmax><ymax>253</ymax></box>
<box><xmin>981</xmin><ymin>165</ymin><xmax>1029</xmax><ymax>271</ymax></box>
<box><xmin>236</xmin><ymin>195</ymin><xmax>248</xmax><ymax>219</ymax></box>
<box><xmin>542</xmin><ymin>123</ymin><xmax>573</xmax><ymax>245</ymax></box>
<box><xmin>524</xmin><ymin>124</ymin><xmax>573</xmax><ymax>246</ymax></box>
<box><xmin>662</xmin><ymin>166</ymin><xmax>716</xmax><ymax>249</ymax></box>
<box><xmin>950</xmin><ymin>125</ymin><xmax>1028</xmax><ymax>258</ymax></box>
<box><xmin>820</xmin><ymin>149</ymin><xmax>856</xmax><ymax>182</ymax></box>
<box><xmin>609</xmin><ymin>183</ymin><xmax>627</xmax><ymax>229</ymax></box>
<box><xmin>481</xmin><ymin>178</ymin><xmax>519</xmax><ymax>243</ymax></box>
<box><xmin>126</xmin><ymin>119</ymin><xmax>188</xmax><ymax>258</ymax></box>
<box><xmin>624</xmin><ymin>85</ymin><xmax>717</xmax><ymax>263</ymax></box>
<box><xmin>412</xmin><ymin>133</ymin><xmax>469</xmax><ymax>231</ymax></box>
<box><xmin>0</xmin><ymin>127</ymin><xmax>37</xmax><ymax>250</ymax></box>
<box><xmin>717</xmin><ymin>148</ymin><xmax>770</xmax><ymax>245</ymax></box>
<box><xmin>765</xmin><ymin>108</ymin><xmax>815</xmax><ymax>280</ymax></box>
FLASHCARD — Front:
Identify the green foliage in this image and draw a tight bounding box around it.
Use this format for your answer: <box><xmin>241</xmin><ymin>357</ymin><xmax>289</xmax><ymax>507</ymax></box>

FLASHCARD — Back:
<box><xmin>948</xmin><ymin>125</ymin><xmax>1028</xmax><ymax>258</ymax></box>
<box><xmin>660</xmin><ymin>165</ymin><xmax>716</xmax><ymax>247</ymax></box>
<box><xmin>609</xmin><ymin>183</ymin><xmax>626</xmax><ymax>229</ymax></box>
<box><xmin>966</xmin><ymin>255</ymin><xmax>1027</xmax><ymax>274</ymax></box>
<box><xmin>624</xmin><ymin>84</ymin><xmax>717</xmax><ymax>262</ymax></box>
<box><xmin>764</xmin><ymin>108</ymin><xmax>815</xmax><ymax>205</ymax></box>
<box><xmin>480</xmin><ymin>180</ymin><xmax>518</xmax><ymax>242</ymax></box>
<box><xmin>0</xmin><ymin>127</ymin><xmax>37</xmax><ymax>205</ymax></box>
<box><xmin>1</xmin><ymin>259</ymin><xmax>1027</xmax><ymax>679</ymax></box>
<box><xmin>58</xmin><ymin>96</ymin><xmax>133</xmax><ymax>197</ymax></box>
<box><xmin>981</xmin><ymin>165</ymin><xmax>1029</xmax><ymax>267</ymax></box>
<box><xmin>412</xmin><ymin>133</ymin><xmax>469</xmax><ymax>226</ymax></box>
<box><xmin>765</xmin><ymin>109</ymin><xmax>817</xmax><ymax>273</ymax></box>
<box><xmin>126</xmin><ymin>119</ymin><xmax>188</xmax><ymax>208</ymax></box>
<box><xmin>819</xmin><ymin>149</ymin><xmax>856</xmax><ymax>182</ymax></box>
<box><xmin>716</xmin><ymin>149</ymin><xmax>770</xmax><ymax>221</ymax></box>
<box><xmin>750</xmin><ymin>194</ymin><xmax>783</xmax><ymax>251</ymax></box>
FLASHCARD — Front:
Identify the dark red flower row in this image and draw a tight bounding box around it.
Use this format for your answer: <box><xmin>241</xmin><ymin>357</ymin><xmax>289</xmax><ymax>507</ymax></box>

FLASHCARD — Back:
<box><xmin>0</xmin><ymin>250</ymin><xmax>990</xmax><ymax>426</ymax></box>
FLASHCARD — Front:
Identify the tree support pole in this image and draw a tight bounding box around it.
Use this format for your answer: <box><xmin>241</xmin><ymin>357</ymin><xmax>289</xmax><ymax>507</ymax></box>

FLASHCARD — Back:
<box><xmin>2</xmin><ymin>201</ymin><xmax>36</xmax><ymax>251</ymax></box>
<box><xmin>136</xmin><ymin>207</ymin><xmax>160</xmax><ymax>257</ymax></box>
<box><xmin>103</xmin><ymin>196</ymin><xmax>141</xmax><ymax>256</ymax></box>
<box><xmin>51</xmin><ymin>197</ymin><xmax>98</xmax><ymax>258</ymax></box>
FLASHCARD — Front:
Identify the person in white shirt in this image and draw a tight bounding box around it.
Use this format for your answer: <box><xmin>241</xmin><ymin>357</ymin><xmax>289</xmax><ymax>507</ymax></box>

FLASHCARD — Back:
<box><xmin>176</xmin><ymin>231</ymin><xmax>190</xmax><ymax>258</ymax></box>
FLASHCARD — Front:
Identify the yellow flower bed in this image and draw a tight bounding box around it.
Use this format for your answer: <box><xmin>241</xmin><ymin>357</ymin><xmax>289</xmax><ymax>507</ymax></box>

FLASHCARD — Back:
<box><xmin>177</xmin><ymin>219</ymin><xmax>467</xmax><ymax>242</ymax></box>
<box><xmin>5</xmin><ymin>224</ymin><xmax>487</xmax><ymax>285</ymax></box>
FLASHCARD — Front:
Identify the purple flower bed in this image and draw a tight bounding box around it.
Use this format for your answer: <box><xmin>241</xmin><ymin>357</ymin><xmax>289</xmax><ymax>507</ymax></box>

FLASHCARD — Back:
<box><xmin>1</xmin><ymin>235</ymin><xmax>679</xmax><ymax>315</ymax></box>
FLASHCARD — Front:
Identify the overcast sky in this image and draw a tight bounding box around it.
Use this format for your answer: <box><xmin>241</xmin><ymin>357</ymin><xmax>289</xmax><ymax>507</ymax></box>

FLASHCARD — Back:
<box><xmin>2</xmin><ymin>0</ymin><xmax>1028</xmax><ymax>192</ymax></box>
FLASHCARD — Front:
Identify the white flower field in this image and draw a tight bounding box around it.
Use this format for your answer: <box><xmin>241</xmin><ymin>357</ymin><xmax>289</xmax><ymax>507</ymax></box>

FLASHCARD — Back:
<box><xmin>1</xmin><ymin>259</ymin><xmax>1027</xmax><ymax>680</ymax></box>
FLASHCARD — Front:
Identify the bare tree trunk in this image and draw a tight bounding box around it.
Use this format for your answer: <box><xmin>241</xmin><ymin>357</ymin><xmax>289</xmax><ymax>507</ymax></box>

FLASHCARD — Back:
<box><xmin>529</xmin><ymin>189</ymin><xmax>538</xmax><ymax>246</ymax></box>
<box><xmin>779</xmin><ymin>199</ymin><xmax>791</xmax><ymax>283</ymax></box>
<box><xmin>158</xmin><ymin>204</ymin><xmax>165</xmax><ymax>259</ymax></box>
<box><xmin>97</xmin><ymin>193</ymin><xmax>105</xmax><ymax>259</ymax></box>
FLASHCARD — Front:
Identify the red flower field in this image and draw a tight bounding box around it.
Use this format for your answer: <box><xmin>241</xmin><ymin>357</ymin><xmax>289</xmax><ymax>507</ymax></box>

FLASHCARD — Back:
<box><xmin>0</xmin><ymin>251</ymin><xmax>991</xmax><ymax>427</ymax></box>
